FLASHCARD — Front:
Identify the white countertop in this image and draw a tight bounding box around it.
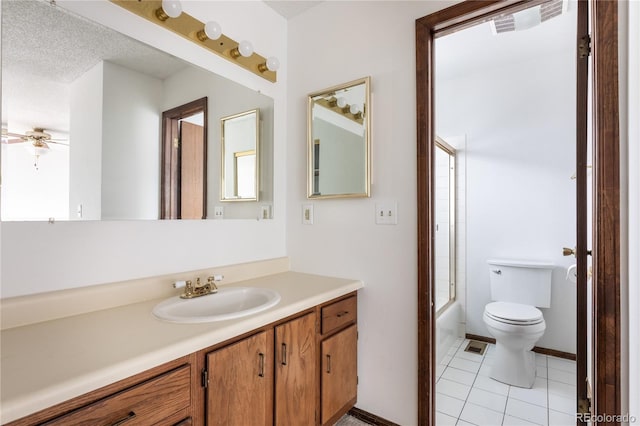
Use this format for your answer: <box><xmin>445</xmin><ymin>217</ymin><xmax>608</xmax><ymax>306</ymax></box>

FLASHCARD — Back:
<box><xmin>0</xmin><ymin>271</ymin><xmax>363</xmax><ymax>424</ymax></box>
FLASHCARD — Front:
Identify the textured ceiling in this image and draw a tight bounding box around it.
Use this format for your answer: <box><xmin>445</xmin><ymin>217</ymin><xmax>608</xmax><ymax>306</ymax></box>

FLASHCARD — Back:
<box><xmin>1</xmin><ymin>0</ymin><xmax>188</xmax><ymax>137</ymax></box>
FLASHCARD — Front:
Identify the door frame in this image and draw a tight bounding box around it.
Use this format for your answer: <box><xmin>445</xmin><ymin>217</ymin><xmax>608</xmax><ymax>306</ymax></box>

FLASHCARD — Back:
<box><xmin>416</xmin><ymin>1</ymin><xmax>620</xmax><ymax>424</ymax></box>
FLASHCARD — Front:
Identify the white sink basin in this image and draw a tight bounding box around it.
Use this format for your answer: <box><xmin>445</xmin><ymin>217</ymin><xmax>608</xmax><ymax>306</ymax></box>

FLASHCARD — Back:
<box><xmin>153</xmin><ymin>287</ymin><xmax>281</xmax><ymax>323</ymax></box>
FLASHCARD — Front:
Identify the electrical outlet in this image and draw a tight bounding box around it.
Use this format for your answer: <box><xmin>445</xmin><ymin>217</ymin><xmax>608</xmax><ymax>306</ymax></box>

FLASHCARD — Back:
<box><xmin>302</xmin><ymin>204</ymin><xmax>314</xmax><ymax>225</ymax></box>
<box><xmin>375</xmin><ymin>202</ymin><xmax>398</xmax><ymax>225</ymax></box>
<box><xmin>260</xmin><ymin>205</ymin><xmax>271</xmax><ymax>220</ymax></box>
<box><xmin>214</xmin><ymin>206</ymin><xmax>224</xmax><ymax>219</ymax></box>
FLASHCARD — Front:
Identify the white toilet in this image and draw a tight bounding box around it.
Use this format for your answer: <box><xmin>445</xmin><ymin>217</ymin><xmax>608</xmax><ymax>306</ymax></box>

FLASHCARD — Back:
<box><xmin>483</xmin><ymin>259</ymin><xmax>553</xmax><ymax>388</ymax></box>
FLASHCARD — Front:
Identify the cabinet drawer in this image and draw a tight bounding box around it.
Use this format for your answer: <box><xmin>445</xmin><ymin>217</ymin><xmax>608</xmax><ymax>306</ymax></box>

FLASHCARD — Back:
<box><xmin>321</xmin><ymin>296</ymin><xmax>357</xmax><ymax>335</ymax></box>
<box><xmin>44</xmin><ymin>364</ymin><xmax>191</xmax><ymax>426</ymax></box>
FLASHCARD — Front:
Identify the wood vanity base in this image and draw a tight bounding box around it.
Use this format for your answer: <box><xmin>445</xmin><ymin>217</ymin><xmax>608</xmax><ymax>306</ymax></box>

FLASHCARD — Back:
<box><xmin>6</xmin><ymin>293</ymin><xmax>358</xmax><ymax>426</ymax></box>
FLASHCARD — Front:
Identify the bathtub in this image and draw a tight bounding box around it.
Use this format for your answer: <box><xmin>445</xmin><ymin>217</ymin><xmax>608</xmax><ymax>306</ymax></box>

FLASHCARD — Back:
<box><xmin>436</xmin><ymin>300</ymin><xmax>464</xmax><ymax>364</ymax></box>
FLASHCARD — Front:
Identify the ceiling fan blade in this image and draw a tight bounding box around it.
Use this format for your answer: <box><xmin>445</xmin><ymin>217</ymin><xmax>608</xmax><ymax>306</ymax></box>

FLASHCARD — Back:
<box><xmin>5</xmin><ymin>138</ymin><xmax>26</xmax><ymax>144</ymax></box>
<box><xmin>6</xmin><ymin>132</ymin><xmax>27</xmax><ymax>138</ymax></box>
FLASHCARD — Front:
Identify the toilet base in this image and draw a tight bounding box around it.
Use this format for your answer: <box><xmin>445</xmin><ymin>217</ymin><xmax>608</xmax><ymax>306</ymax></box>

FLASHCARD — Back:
<box><xmin>490</xmin><ymin>343</ymin><xmax>536</xmax><ymax>388</ymax></box>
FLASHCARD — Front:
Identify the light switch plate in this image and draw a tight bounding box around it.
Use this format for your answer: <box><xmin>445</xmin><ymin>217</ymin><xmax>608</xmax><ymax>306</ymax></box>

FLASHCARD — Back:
<box><xmin>302</xmin><ymin>204</ymin><xmax>314</xmax><ymax>225</ymax></box>
<box><xmin>213</xmin><ymin>206</ymin><xmax>224</xmax><ymax>219</ymax></box>
<box><xmin>375</xmin><ymin>202</ymin><xmax>398</xmax><ymax>225</ymax></box>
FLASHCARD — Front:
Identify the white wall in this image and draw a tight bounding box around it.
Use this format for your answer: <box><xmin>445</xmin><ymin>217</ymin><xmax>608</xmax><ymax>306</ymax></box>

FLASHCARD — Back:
<box><xmin>0</xmin><ymin>143</ymin><xmax>69</xmax><ymax>221</ymax></box>
<box><xmin>69</xmin><ymin>62</ymin><xmax>103</xmax><ymax>221</ymax></box>
<box><xmin>286</xmin><ymin>2</ymin><xmax>456</xmax><ymax>424</ymax></box>
<box><xmin>102</xmin><ymin>61</ymin><xmax>162</xmax><ymax>220</ymax></box>
<box><xmin>313</xmin><ymin>118</ymin><xmax>366</xmax><ymax>195</ymax></box>
<box><xmin>623</xmin><ymin>0</ymin><xmax>639</xmax><ymax>421</ymax></box>
<box><xmin>1</xmin><ymin>0</ymin><xmax>287</xmax><ymax>298</ymax></box>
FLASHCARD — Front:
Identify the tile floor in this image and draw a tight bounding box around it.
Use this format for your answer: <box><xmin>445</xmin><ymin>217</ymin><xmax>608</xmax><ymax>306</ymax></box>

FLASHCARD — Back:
<box><xmin>436</xmin><ymin>338</ymin><xmax>577</xmax><ymax>426</ymax></box>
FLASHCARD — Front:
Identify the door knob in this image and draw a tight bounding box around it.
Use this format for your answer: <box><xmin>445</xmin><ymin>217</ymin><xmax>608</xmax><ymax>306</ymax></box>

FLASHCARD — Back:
<box><xmin>563</xmin><ymin>247</ymin><xmax>593</xmax><ymax>256</ymax></box>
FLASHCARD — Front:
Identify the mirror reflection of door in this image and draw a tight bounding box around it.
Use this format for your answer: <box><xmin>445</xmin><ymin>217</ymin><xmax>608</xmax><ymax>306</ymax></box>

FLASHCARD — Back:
<box><xmin>180</xmin><ymin>118</ymin><xmax>205</xmax><ymax>219</ymax></box>
<box><xmin>161</xmin><ymin>97</ymin><xmax>207</xmax><ymax>219</ymax></box>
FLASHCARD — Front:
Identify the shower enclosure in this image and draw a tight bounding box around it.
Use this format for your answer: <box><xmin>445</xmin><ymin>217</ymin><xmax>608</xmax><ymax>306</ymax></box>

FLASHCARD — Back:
<box><xmin>435</xmin><ymin>138</ymin><xmax>456</xmax><ymax>314</ymax></box>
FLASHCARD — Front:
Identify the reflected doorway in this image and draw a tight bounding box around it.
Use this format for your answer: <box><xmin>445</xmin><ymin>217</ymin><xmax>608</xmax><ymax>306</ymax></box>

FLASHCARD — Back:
<box><xmin>161</xmin><ymin>97</ymin><xmax>207</xmax><ymax>219</ymax></box>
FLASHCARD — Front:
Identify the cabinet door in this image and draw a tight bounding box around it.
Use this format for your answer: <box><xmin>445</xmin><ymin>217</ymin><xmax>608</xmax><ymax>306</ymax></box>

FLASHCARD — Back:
<box><xmin>274</xmin><ymin>312</ymin><xmax>317</xmax><ymax>426</ymax></box>
<box><xmin>321</xmin><ymin>324</ymin><xmax>357</xmax><ymax>425</ymax></box>
<box><xmin>206</xmin><ymin>330</ymin><xmax>273</xmax><ymax>426</ymax></box>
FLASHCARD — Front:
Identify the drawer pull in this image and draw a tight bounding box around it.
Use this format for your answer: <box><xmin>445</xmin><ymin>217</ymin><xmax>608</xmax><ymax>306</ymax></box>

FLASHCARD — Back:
<box><xmin>281</xmin><ymin>343</ymin><xmax>287</xmax><ymax>366</ymax></box>
<box><xmin>336</xmin><ymin>311</ymin><xmax>349</xmax><ymax>318</ymax></box>
<box><xmin>326</xmin><ymin>354</ymin><xmax>331</xmax><ymax>374</ymax></box>
<box><xmin>258</xmin><ymin>352</ymin><xmax>265</xmax><ymax>377</ymax></box>
<box><xmin>111</xmin><ymin>411</ymin><xmax>136</xmax><ymax>426</ymax></box>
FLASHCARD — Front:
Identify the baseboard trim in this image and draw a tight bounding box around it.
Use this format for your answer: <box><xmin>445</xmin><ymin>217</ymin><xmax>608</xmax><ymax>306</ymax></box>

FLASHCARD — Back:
<box><xmin>532</xmin><ymin>346</ymin><xmax>577</xmax><ymax>361</ymax></box>
<box><xmin>465</xmin><ymin>333</ymin><xmax>577</xmax><ymax>361</ymax></box>
<box><xmin>465</xmin><ymin>333</ymin><xmax>495</xmax><ymax>345</ymax></box>
<box><xmin>347</xmin><ymin>408</ymin><xmax>400</xmax><ymax>426</ymax></box>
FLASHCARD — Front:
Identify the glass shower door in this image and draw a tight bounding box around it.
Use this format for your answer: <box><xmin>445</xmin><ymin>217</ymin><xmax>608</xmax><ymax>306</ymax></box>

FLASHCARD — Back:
<box><xmin>435</xmin><ymin>139</ymin><xmax>456</xmax><ymax>314</ymax></box>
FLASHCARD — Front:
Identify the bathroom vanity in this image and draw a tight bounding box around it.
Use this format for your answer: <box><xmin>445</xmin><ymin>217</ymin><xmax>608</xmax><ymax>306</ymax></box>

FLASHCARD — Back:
<box><xmin>0</xmin><ymin>271</ymin><xmax>362</xmax><ymax>426</ymax></box>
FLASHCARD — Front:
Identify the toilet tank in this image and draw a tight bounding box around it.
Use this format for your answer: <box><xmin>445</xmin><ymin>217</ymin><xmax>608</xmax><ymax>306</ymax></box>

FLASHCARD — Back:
<box><xmin>487</xmin><ymin>259</ymin><xmax>553</xmax><ymax>308</ymax></box>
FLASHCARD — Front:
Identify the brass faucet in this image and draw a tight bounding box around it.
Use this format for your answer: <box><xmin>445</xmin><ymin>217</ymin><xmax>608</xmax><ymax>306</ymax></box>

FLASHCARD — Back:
<box><xmin>174</xmin><ymin>275</ymin><xmax>222</xmax><ymax>299</ymax></box>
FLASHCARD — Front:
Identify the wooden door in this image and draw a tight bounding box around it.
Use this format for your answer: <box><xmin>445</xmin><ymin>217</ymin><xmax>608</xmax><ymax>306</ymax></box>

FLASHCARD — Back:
<box><xmin>180</xmin><ymin>121</ymin><xmax>205</xmax><ymax>219</ymax></box>
<box><xmin>321</xmin><ymin>324</ymin><xmax>357</xmax><ymax>425</ymax></box>
<box><xmin>206</xmin><ymin>331</ymin><xmax>273</xmax><ymax>426</ymax></box>
<box><xmin>274</xmin><ymin>312</ymin><xmax>317</xmax><ymax>426</ymax></box>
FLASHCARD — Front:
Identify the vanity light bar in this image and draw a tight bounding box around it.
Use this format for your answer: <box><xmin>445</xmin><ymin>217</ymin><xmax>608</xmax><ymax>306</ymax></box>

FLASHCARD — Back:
<box><xmin>110</xmin><ymin>0</ymin><xmax>277</xmax><ymax>83</ymax></box>
<box><xmin>314</xmin><ymin>97</ymin><xmax>364</xmax><ymax>124</ymax></box>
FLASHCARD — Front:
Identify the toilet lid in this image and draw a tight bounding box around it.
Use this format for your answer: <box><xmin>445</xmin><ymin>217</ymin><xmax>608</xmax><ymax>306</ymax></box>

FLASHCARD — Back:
<box><xmin>485</xmin><ymin>302</ymin><xmax>543</xmax><ymax>325</ymax></box>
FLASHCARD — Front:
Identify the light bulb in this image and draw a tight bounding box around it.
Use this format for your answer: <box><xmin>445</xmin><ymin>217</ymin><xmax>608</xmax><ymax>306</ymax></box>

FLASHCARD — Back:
<box><xmin>161</xmin><ymin>0</ymin><xmax>182</xmax><ymax>18</ymax></box>
<box><xmin>336</xmin><ymin>97</ymin><xmax>347</xmax><ymax>108</ymax></box>
<box><xmin>238</xmin><ymin>40</ymin><xmax>254</xmax><ymax>57</ymax></box>
<box><xmin>204</xmin><ymin>21</ymin><xmax>222</xmax><ymax>40</ymax></box>
<box><xmin>265</xmin><ymin>56</ymin><xmax>280</xmax><ymax>72</ymax></box>
<box><xmin>349</xmin><ymin>104</ymin><xmax>360</xmax><ymax>115</ymax></box>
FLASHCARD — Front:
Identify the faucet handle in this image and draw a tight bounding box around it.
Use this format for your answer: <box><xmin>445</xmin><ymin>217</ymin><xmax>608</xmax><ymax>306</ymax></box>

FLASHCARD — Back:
<box><xmin>207</xmin><ymin>274</ymin><xmax>224</xmax><ymax>283</ymax></box>
<box><xmin>173</xmin><ymin>280</ymin><xmax>187</xmax><ymax>289</ymax></box>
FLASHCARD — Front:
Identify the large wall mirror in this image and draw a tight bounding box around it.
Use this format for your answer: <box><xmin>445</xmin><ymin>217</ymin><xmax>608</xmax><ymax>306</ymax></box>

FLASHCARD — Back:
<box><xmin>307</xmin><ymin>76</ymin><xmax>371</xmax><ymax>199</ymax></box>
<box><xmin>0</xmin><ymin>0</ymin><xmax>273</xmax><ymax>221</ymax></box>
<box><xmin>221</xmin><ymin>109</ymin><xmax>259</xmax><ymax>201</ymax></box>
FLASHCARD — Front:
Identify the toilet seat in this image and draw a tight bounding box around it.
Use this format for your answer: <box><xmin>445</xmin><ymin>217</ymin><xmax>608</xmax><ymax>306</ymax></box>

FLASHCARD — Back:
<box><xmin>485</xmin><ymin>301</ymin><xmax>543</xmax><ymax>326</ymax></box>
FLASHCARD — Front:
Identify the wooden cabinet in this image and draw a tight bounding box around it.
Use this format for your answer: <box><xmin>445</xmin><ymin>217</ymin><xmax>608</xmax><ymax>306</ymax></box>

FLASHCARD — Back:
<box><xmin>43</xmin><ymin>365</ymin><xmax>191</xmax><ymax>426</ymax></box>
<box><xmin>320</xmin><ymin>296</ymin><xmax>358</xmax><ymax>425</ymax></box>
<box><xmin>274</xmin><ymin>312</ymin><xmax>317</xmax><ymax>426</ymax></box>
<box><xmin>205</xmin><ymin>312</ymin><xmax>317</xmax><ymax>426</ymax></box>
<box><xmin>206</xmin><ymin>330</ymin><xmax>274</xmax><ymax>426</ymax></box>
<box><xmin>7</xmin><ymin>356</ymin><xmax>195</xmax><ymax>426</ymax></box>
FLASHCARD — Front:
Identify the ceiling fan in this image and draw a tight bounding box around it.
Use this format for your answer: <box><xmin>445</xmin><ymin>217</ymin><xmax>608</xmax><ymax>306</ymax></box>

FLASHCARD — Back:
<box><xmin>1</xmin><ymin>127</ymin><xmax>69</xmax><ymax>169</ymax></box>
<box><xmin>2</xmin><ymin>127</ymin><xmax>68</xmax><ymax>148</ymax></box>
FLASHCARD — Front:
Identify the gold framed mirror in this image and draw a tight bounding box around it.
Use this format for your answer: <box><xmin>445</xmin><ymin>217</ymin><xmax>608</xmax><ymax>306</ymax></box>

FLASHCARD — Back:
<box><xmin>220</xmin><ymin>109</ymin><xmax>259</xmax><ymax>201</ymax></box>
<box><xmin>307</xmin><ymin>76</ymin><xmax>371</xmax><ymax>199</ymax></box>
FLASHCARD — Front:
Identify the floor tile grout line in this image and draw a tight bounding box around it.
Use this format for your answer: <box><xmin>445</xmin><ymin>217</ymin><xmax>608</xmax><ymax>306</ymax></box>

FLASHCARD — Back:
<box><xmin>436</xmin><ymin>343</ymin><xmax>577</xmax><ymax>426</ymax></box>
